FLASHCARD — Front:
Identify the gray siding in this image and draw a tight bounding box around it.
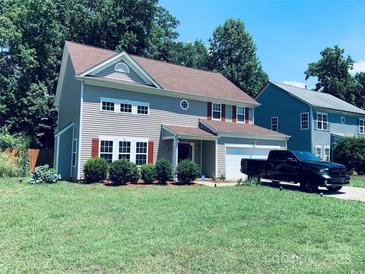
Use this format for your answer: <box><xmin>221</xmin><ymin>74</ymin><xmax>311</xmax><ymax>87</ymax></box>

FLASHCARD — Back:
<box><xmin>255</xmin><ymin>85</ymin><xmax>312</xmax><ymax>151</ymax></box>
<box><xmin>56</xmin><ymin>56</ymin><xmax>81</xmax><ymax>180</ymax></box>
<box><xmin>217</xmin><ymin>136</ymin><xmax>286</xmax><ymax>176</ymax></box>
<box><xmin>201</xmin><ymin>140</ymin><xmax>215</xmax><ymax>177</ymax></box>
<box><xmin>58</xmin><ymin>126</ymin><xmax>73</xmax><ymax>179</ymax></box>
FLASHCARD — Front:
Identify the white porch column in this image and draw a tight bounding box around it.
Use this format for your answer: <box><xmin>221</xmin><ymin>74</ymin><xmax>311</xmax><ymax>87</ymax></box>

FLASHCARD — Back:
<box><xmin>172</xmin><ymin>136</ymin><xmax>179</xmax><ymax>171</ymax></box>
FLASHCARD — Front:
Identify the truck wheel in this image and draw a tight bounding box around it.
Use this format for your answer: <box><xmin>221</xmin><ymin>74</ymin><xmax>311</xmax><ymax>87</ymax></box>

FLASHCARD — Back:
<box><xmin>326</xmin><ymin>186</ymin><xmax>342</xmax><ymax>192</ymax></box>
<box><xmin>300</xmin><ymin>182</ymin><xmax>318</xmax><ymax>193</ymax></box>
<box><xmin>248</xmin><ymin>175</ymin><xmax>260</xmax><ymax>184</ymax></box>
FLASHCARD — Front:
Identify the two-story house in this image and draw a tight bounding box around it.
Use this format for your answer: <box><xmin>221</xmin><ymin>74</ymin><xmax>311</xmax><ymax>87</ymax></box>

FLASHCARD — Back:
<box><xmin>255</xmin><ymin>82</ymin><xmax>365</xmax><ymax>161</ymax></box>
<box><xmin>54</xmin><ymin>42</ymin><xmax>288</xmax><ymax>181</ymax></box>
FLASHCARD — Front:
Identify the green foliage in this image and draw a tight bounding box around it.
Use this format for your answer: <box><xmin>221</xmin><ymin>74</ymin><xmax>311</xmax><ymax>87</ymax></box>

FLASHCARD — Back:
<box><xmin>237</xmin><ymin>177</ymin><xmax>260</xmax><ymax>186</ymax></box>
<box><xmin>0</xmin><ymin>151</ymin><xmax>20</xmax><ymax>177</ymax></box>
<box><xmin>83</xmin><ymin>158</ymin><xmax>108</xmax><ymax>183</ymax></box>
<box><xmin>208</xmin><ymin>18</ymin><xmax>268</xmax><ymax>97</ymax></box>
<box><xmin>155</xmin><ymin>159</ymin><xmax>173</xmax><ymax>184</ymax></box>
<box><xmin>354</xmin><ymin>72</ymin><xmax>365</xmax><ymax>109</ymax></box>
<box><xmin>109</xmin><ymin>160</ymin><xmax>140</xmax><ymax>185</ymax></box>
<box><xmin>140</xmin><ymin>164</ymin><xmax>157</xmax><ymax>184</ymax></box>
<box><xmin>333</xmin><ymin>137</ymin><xmax>365</xmax><ymax>174</ymax></box>
<box><xmin>28</xmin><ymin>164</ymin><xmax>60</xmax><ymax>184</ymax></box>
<box><xmin>176</xmin><ymin>160</ymin><xmax>200</xmax><ymax>184</ymax></box>
<box><xmin>218</xmin><ymin>173</ymin><xmax>226</xmax><ymax>182</ymax></box>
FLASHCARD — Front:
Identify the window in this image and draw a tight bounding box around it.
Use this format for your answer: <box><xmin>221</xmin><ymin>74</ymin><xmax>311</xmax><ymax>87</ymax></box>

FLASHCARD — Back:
<box><xmin>72</xmin><ymin>139</ymin><xmax>77</xmax><ymax>167</ymax></box>
<box><xmin>324</xmin><ymin>146</ymin><xmax>330</xmax><ymax>162</ymax></box>
<box><xmin>271</xmin><ymin>117</ymin><xmax>278</xmax><ymax>132</ymax></box>
<box><xmin>180</xmin><ymin>99</ymin><xmax>189</xmax><ymax>110</ymax></box>
<box><xmin>114</xmin><ymin>62</ymin><xmax>130</xmax><ymax>73</ymax></box>
<box><xmin>359</xmin><ymin>119</ymin><xmax>365</xmax><ymax>134</ymax></box>
<box><xmin>237</xmin><ymin>106</ymin><xmax>245</xmax><ymax>123</ymax></box>
<box><xmin>137</xmin><ymin>105</ymin><xmax>149</xmax><ymax>115</ymax></box>
<box><xmin>101</xmin><ymin>101</ymin><xmax>115</xmax><ymax>111</ymax></box>
<box><xmin>301</xmin><ymin>113</ymin><xmax>309</xmax><ymax>130</ymax></box>
<box><xmin>119</xmin><ymin>141</ymin><xmax>131</xmax><ymax>160</ymax></box>
<box><xmin>317</xmin><ymin>112</ymin><xmax>328</xmax><ymax>130</ymax></box>
<box><xmin>341</xmin><ymin>116</ymin><xmax>346</xmax><ymax>124</ymax></box>
<box><xmin>100</xmin><ymin>140</ymin><xmax>113</xmax><ymax>164</ymax></box>
<box><xmin>315</xmin><ymin>145</ymin><xmax>322</xmax><ymax>160</ymax></box>
<box><xmin>135</xmin><ymin>142</ymin><xmax>147</xmax><ymax>165</ymax></box>
<box><xmin>120</xmin><ymin>103</ymin><xmax>132</xmax><ymax>113</ymax></box>
<box><xmin>212</xmin><ymin>103</ymin><xmax>221</xmax><ymax>120</ymax></box>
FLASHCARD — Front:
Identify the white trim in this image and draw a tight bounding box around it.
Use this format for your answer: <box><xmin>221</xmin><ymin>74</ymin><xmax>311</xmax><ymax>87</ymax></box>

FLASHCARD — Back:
<box><xmin>55</xmin><ymin>122</ymin><xmax>74</xmax><ymax>136</ymax></box>
<box><xmin>225</xmin><ymin>143</ymin><xmax>285</xmax><ymax>150</ymax></box>
<box><xmin>315</xmin><ymin>145</ymin><xmax>322</xmax><ymax>160</ymax></box>
<box><xmin>178</xmin><ymin>142</ymin><xmax>195</xmax><ymax>163</ymax></box>
<box><xmin>114</xmin><ymin>62</ymin><xmax>130</xmax><ymax>73</ymax></box>
<box><xmin>100</xmin><ymin>97</ymin><xmax>150</xmax><ymax>115</ymax></box>
<box><xmin>217</xmin><ymin>132</ymin><xmax>290</xmax><ymax>141</ymax></box>
<box><xmin>77</xmin><ymin>82</ymin><xmax>84</xmax><ymax>180</ymax></box>
<box><xmin>359</xmin><ymin>118</ymin><xmax>365</xmax><ymax>134</ymax></box>
<box><xmin>180</xmin><ymin>99</ymin><xmax>189</xmax><ymax>110</ymax></box>
<box><xmin>300</xmin><ymin>112</ymin><xmax>309</xmax><ymax>130</ymax></box>
<box><xmin>316</xmin><ymin>112</ymin><xmax>328</xmax><ymax>131</ymax></box>
<box><xmin>341</xmin><ymin>116</ymin><xmax>346</xmax><ymax>124</ymax></box>
<box><xmin>236</xmin><ymin>106</ymin><xmax>245</xmax><ymax>124</ymax></box>
<box><xmin>212</xmin><ymin>103</ymin><xmax>221</xmax><ymax>121</ymax></box>
<box><xmin>324</xmin><ymin>145</ymin><xmax>330</xmax><ymax>162</ymax></box>
<box><xmin>271</xmin><ymin>116</ymin><xmax>278</xmax><ymax>132</ymax></box>
<box><xmin>55</xmin><ymin>135</ymin><xmax>60</xmax><ymax>172</ymax></box>
<box><xmin>72</xmin><ymin>138</ymin><xmax>77</xmax><ymax>167</ymax></box>
<box><xmin>200</xmin><ymin>140</ymin><xmax>203</xmax><ymax>175</ymax></box>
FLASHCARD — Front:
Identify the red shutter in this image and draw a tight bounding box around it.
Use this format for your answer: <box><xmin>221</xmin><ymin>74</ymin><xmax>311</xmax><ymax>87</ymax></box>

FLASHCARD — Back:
<box><xmin>245</xmin><ymin>108</ymin><xmax>250</xmax><ymax>124</ymax></box>
<box><xmin>207</xmin><ymin>102</ymin><xmax>212</xmax><ymax>120</ymax></box>
<box><xmin>221</xmin><ymin>104</ymin><xmax>226</xmax><ymax>121</ymax></box>
<box><xmin>148</xmin><ymin>141</ymin><xmax>154</xmax><ymax>164</ymax></box>
<box><xmin>232</xmin><ymin>106</ymin><xmax>237</xmax><ymax>123</ymax></box>
<box><xmin>91</xmin><ymin>138</ymin><xmax>99</xmax><ymax>158</ymax></box>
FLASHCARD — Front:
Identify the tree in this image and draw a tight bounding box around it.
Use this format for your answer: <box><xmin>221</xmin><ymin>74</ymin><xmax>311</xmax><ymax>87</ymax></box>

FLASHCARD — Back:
<box><xmin>305</xmin><ymin>46</ymin><xmax>360</xmax><ymax>104</ymax></box>
<box><xmin>354</xmin><ymin>72</ymin><xmax>365</xmax><ymax>109</ymax></box>
<box><xmin>208</xmin><ymin>19</ymin><xmax>268</xmax><ymax>97</ymax></box>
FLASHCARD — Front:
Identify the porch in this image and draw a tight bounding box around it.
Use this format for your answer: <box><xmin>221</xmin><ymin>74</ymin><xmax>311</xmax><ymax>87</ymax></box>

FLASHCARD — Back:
<box><xmin>161</xmin><ymin>125</ymin><xmax>217</xmax><ymax>177</ymax></box>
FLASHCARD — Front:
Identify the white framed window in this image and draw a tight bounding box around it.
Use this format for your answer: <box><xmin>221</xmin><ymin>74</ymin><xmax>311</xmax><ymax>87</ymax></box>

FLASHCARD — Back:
<box><xmin>341</xmin><ymin>116</ymin><xmax>346</xmax><ymax>124</ymax></box>
<box><xmin>300</xmin><ymin>112</ymin><xmax>309</xmax><ymax>130</ymax></box>
<box><xmin>119</xmin><ymin>141</ymin><xmax>131</xmax><ymax>160</ymax></box>
<box><xmin>114</xmin><ymin>62</ymin><xmax>130</xmax><ymax>73</ymax></box>
<box><xmin>99</xmin><ymin>136</ymin><xmax>148</xmax><ymax>165</ymax></box>
<box><xmin>271</xmin><ymin>117</ymin><xmax>278</xmax><ymax>132</ymax></box>
<box><xmin>180</xmin><ymin>99</ymin><xmax>189</xmax><ymax>110</ymax></box>
<box><xmin>72</xmin><ymin>139</ymin><xmax>77</xmax><ymax>167</ymax></box>
<box><xmin>359</xmin><ymin>119</ymin><xmax>365</xmax><ymax>134</ymax></box>
<box><xmin>237</xmin><ymin>106</ymin><xmax>245</xmax><ymax>123</ymax></box>
<box><xmin>100</xmin><ymin>98</ymin><xmax>149</xmax><ymax>116</ymax></box>
<box><xmin>136</xmin><ymin>142</ymin><xmax>148</xmax><ymax>165</ymax></box>
<box><xmin>100</xmin><ymin>140</ymin><xmax>113</xmax><ymax>164</ymax></box>
<box><xmin>324</xmin><ymin>146</ymin><xmax>330</xmax><ymax>162</ymax></box>
<box><xmin>101</xmin><ymin>100</ymin><xmax>115</xmax><ymax>111</ymax></box>
<box><xmin>315</xmin><ymin>145</ymin><xmax>322</xmax><ymax>160</ymax></box>
<box><xmin>212</xmin><ymin>103</ymin><xmax>221</xmax><ymax>120</ymax></box>
<box><xmin>317</xmin><ymin>112</ymin><xmax>328</xmax><ymax>130</ymax></box>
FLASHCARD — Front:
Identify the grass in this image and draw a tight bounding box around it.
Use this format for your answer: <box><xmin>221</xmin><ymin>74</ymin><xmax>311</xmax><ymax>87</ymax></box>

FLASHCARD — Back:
<box><xmin>1</xmin><ymin>178</ymin><xmax>365</xmax><ymax>273</ymax></box>
<box><xmin>350</xmin><ymin>176</ymin><xmax>365</xmax><ymax>188</ymax></box>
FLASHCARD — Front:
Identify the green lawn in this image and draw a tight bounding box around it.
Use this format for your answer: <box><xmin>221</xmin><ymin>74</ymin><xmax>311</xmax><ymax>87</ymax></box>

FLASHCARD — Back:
<box><xmin>1</xmin><ymin>178</ymin><xmax>365</xmax><ymax>273</ymax></box>
<box><xmin>350</xmin><ymin>176</ymin><xmax>365</xmax><ymax>188</ymax></box>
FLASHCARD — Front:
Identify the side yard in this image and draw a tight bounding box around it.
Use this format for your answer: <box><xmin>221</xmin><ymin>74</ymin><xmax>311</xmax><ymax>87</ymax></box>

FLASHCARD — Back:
<box><xmin>350</xmin><ymin>176</ymin><xmax>365</xmax><ymax>188</ymax></box>
<box><xmin>0</xmin><ymin>178</ymin><xmax>365</xmax><ymax>273</ymax></box>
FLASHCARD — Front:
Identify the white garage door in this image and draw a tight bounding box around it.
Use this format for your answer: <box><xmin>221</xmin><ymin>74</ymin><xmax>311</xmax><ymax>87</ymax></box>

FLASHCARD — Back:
<box><xmin>225</xmin><ymin>147</ymin><xmax>271</xmax><ymax>180</ymax></box>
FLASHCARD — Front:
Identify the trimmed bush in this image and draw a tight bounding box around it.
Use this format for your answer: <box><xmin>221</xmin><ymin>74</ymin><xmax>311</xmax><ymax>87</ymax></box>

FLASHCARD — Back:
<box><xmin>141</xmin><ymin>164</ymin><xmax>156</xmax><ymax>184</ymax></box>
<box><xmin>0</xmin><ymin>151</ymin><xmax>20</xmax><ymax>177</ymax></box>
<box><xmin>83</xmin><ymin>157</ymin><xmax>109</xmax><ymax>183</ymax></box>
<box><xmin>176</xmin><ymin>160</ymin><xmax>200</xmax><ymax>184</ymax></box>
<box><xmin>28</xmin><ymin>165</ymin><xmax>60</xmax><ymax>184</ymax></box>
<box><xmin>333</xmin><ymin>137</ymin><xmax>365</xmax><ymax>174</ymax></box>
<box><xmin>155</xmin><ymin>159</ymin><xmax>173</xmax><ymax>184</ymax></box>
<box><xmin>109</xmin><ymin>160</ymin><xmax>140</xmax><ymax>185</ymax></box>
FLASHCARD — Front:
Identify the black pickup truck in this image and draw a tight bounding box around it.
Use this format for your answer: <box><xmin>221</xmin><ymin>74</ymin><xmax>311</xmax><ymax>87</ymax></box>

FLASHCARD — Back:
<box><xmin>241</xmin><ymin>150</ymin><xmax>350</xmax><ymax>192</ymax></box>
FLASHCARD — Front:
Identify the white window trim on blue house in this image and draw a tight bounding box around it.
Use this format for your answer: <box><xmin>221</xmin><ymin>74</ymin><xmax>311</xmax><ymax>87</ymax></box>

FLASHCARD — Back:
<box><xmin>359</xmin><ymin>118</ymin><xmax>365</xmax><ymax>134</ymax></box>
<box><xmin>316</xmin><ymin>112</ymin><xmax>328</xmax><ymax>131</ymax></box>
<box><xmin>300</xmin><ymin>112</ymin><xmax>309</xmax><ymax>130</ymax></box>
<box><xmin>271</xmin><ymin>116</ymin><xmax>278</xmax><ymax>132</ymax></box>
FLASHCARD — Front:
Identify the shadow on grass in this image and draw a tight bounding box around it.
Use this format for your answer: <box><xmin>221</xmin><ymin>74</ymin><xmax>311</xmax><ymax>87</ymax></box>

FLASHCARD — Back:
<box><xmin>259</xmin><ymin>181</ymin><xmax>346</xmax><ymax>195</ymax></box>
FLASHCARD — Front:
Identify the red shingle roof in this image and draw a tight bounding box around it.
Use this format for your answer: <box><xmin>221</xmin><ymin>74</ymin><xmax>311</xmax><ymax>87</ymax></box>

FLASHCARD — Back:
<box><xmin>163</xmin><ymin>125</ymin><xmax>216</xmax><ymax>139</ymax></box>
<box><xmin>65</xmin><ymin>41</ymin><xmax>258</xmax><ymax>104</ymax></box>
<box><xmin>201</xmin><ymin>119</ymin><xmax>289</xmax><ymax>138</ymax></box>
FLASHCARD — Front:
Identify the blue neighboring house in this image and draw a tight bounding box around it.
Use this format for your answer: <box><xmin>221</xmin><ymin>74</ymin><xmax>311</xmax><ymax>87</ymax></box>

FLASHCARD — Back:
<box><xmin>255</xmin><ymin>82</ymin><xmax>365</xmax><ymax>161</ymax></box>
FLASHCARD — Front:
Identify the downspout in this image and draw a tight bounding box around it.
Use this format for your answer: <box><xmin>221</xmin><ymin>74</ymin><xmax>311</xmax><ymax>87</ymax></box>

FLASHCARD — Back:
<box><xmin>77</xmin><ymin>81</ymin><xmax>84</xmax><ymax>180</ymax></box>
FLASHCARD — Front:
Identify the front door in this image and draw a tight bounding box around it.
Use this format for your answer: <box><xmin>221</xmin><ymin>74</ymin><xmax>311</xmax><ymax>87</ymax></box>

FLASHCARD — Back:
<box><xmin>178</xmin><ymin>143</ymin><xmax>193</xmax><ymax>162</ymax></box>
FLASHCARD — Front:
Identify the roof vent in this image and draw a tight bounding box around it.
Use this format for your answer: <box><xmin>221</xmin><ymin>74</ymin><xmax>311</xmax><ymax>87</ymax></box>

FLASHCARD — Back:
<box><xmin>114</xmin><ymin>62</ymin><xmax>130</xmax><ymax>73</ymax></box>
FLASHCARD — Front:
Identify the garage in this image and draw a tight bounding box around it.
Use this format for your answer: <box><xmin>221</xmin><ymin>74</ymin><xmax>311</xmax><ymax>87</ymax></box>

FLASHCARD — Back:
<box><xmin>225</xmin><ymin>146</ymin><xmax>271</xmax><ymax>180</ymax></box>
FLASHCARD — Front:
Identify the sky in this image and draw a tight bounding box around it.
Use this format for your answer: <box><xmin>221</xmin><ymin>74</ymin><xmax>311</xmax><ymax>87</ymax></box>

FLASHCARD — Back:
<box><xmin>160</xmin><ymin>0</ymin><xmax>365</xmax><ymax>89</ymax></box>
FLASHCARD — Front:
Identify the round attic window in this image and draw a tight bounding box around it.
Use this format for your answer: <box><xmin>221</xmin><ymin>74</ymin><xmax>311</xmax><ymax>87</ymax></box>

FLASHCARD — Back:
<box><xmin>341</xmin><ymin>116</ymin><xmax>345</xmax><ymax>124</ymax></box>
<box><xmin>114</xmin><ymin>62</ymin><xmax>130</xmax><ymax>73</ymax></box>
<box><xmin>180</xmin><ymin>99</ymin><xmax>189</xmax><ymax>110</ymax></box>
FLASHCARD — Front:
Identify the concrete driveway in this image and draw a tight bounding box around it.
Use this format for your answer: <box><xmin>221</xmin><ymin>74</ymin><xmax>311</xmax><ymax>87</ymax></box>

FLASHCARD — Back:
<box><xmin>260</xmin><ymin>180</ymin><xmax>365</xmax><ymax>202</ymax></box>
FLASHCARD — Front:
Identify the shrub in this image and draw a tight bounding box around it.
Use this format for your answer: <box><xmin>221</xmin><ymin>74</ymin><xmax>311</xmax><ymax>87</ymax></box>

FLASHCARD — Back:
<box><xmin>176</xmin><ymin>160</ymin><xmax>200</xmax><ymax>184</ymax></box>
<box><xmin>28</xmin><ymin>165</ymin><xmax>60</xmax><ymax>184</ymax></box>
<box><xmin>0</xmin><ymin>151</ymin><xmax>20</xmax><ymax>177</ymax></box>
<box><xmin>333</xmin><ymin>137</ymin><xmax>365</xmax><ymax>174</ymax></box>
<box><xmin>109</xmin><ymin>160</ymin><xmax>140</xmax><ymax>185</ymax></box>
<box><xmin>83</xmin><ymin>158</ymin><xmax>109</xmax><ymax>183</ymax></box>
<box><xmin>141</xmin><ymin>164</ymin><xmax>156</xmax><ymax>184</ymax></box>
<box><xmin>155</xmin><ymin>159</ymin><xmax>173</xmax><ymax>184</ymax></box>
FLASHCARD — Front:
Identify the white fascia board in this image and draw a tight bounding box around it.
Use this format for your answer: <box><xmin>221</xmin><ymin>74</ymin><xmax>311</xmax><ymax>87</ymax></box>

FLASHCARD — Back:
<box><xmin>79</xmin><ymin>76</ymin><xmax>259</xmax><ymax>107</ymax></box>
<box><xmin>177</xmin><ymin>135</ymin><xmax>217</xmax><ymax>141</ymax></box>
<box><xmin>217</xmin><ymin>132</ymin><xmax>289</xmax><ymax>141</ymax></box>
<box><xmin>55</xmin><ymin>45</ymin><xmax>69</xmax><ymax>107</ymax></box>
